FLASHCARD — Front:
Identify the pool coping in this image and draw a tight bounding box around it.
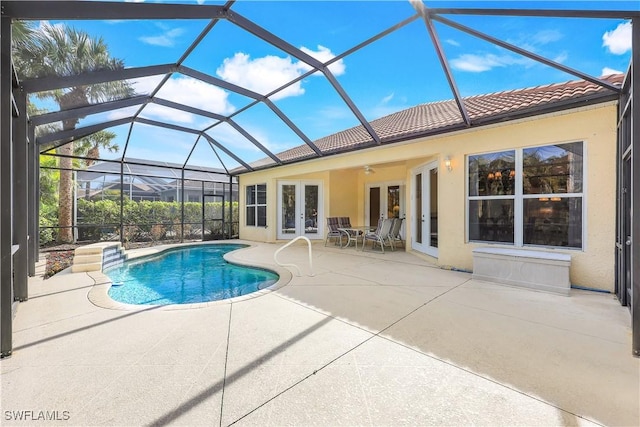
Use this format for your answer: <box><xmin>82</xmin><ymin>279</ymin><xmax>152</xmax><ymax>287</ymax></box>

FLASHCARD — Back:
<box><xmin>86</xmin><ymin>241</ymin><xmax>293</xmax><ymax>311</ymax></box>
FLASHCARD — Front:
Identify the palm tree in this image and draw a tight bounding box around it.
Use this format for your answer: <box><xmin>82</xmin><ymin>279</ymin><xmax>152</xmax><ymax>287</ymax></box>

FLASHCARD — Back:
<box><xmin>74</xmin><ymin>130</ymin><xmax>119</xmax><ymax>199</ymax></box>
<box><xmin>15</xmin><ymin>22</ymin><xmax>132</xmax><ymax>243</ymax></box>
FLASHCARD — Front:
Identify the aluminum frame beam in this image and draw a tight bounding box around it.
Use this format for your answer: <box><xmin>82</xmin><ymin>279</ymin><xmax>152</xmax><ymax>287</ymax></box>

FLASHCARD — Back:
<box><xmin>432</xmin><ymin>15</ymin><xmax>621</xmax><ymax>93</ymax></box>
<box><xmin>30</xmin><ymin>95</ymin><xmax>149</xmax><ymax>126</ymax></box>
<box><xmin>224</xmin><ymin>10</ymin><xmax>381</xmax><ymax>144</ymax></box>
<box><xmin>428</xmin><ymin>8</ymin><xmax>640</xmax><ymax>19</ymax></box>
<box><xmin>202</xmin><ymin>133</ymin><xmax>253</xmax><ymax>172</ymax></box>
<box><xmin>1</xmin><ymin>1</ymin><xmax>225</xmax><ymax>20</ymax></box>
<box><xmin>412</xmin><ymin>1</ymin><xmax>471</xmax><ymax>126</ymax></box>
<box><xmin>38</xmin><ymin>117</ymin><xmax>133</xmax><ymax>149</ymax></box>
<box><xmin>21</xmin><ymin>64</ymin><xmax>175</xmax><ymax>94</ymax></box>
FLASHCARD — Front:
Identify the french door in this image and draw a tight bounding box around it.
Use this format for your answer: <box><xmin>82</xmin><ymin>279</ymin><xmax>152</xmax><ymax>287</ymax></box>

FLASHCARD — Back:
<box><xmin>277</xmin><ymin>181</ymin><xmax>323</xmax><ymax>240</ymax></box>
<box><xmin>412</xmin><ymin>162</ymin><xmax>439</xmax><ymax>257</ymax></box>
<box><xmin>365</xmin><ymin>181</ymin><xmax>405</xmax><ymax>227</ymax></box>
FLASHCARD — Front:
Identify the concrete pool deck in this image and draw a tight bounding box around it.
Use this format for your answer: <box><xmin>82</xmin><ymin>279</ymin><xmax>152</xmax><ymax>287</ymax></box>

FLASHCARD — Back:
<box><xmin>1</xmin><ymin>241</ymin><xmax>638</xmax><ymax>426</ymax></box>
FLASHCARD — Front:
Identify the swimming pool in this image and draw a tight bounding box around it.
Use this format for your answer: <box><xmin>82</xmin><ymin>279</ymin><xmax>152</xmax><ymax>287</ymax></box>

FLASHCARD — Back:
<box><xmin>105</xmin><ymin>244</ymin><xmax>279</xmax><ymax>305</ymax></box>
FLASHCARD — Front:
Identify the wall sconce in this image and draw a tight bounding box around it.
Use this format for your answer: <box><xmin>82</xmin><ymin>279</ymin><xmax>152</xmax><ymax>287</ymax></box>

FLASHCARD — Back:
<box><xmin>444</xmin><ymin>156</ymin><xmax>452</xmax><ymax>172</ymax></box>
<box><xmin>364</xmin><ymin>165</ymin><xmax>374</xmax><ymax>175</ymax></box>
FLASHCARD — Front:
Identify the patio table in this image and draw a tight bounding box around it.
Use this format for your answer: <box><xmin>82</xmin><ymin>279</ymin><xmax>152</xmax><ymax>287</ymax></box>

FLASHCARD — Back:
<box><xmin>338</xmin><ymin>225</ymin><xmax>374</xmax><ymax>249</ymax></box>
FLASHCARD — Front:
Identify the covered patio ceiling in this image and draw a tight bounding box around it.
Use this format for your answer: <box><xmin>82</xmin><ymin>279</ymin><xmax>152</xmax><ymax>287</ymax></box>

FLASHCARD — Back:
<box><xmin>4</xmin><ymin>1</ymin><xmax>637</xmax><ymax>175</ymax></box>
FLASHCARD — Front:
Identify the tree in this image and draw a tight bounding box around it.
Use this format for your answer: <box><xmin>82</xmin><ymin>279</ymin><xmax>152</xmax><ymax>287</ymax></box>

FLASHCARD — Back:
<box><xmin>14</xmin><ymin>22</ymin><xmax>132</xmax><ymax>243</ymax></box>
<box><xmin>74</xmin><ymin>130</ymin><xmax>119</xmax><ymax>199</ymax></box>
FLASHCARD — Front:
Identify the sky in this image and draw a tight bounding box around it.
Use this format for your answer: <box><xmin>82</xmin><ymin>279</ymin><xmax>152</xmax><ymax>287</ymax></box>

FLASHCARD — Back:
<box><xmin>32</xmin><ymin>0</ymin><xmax>636</xmax><ymax>172</ymax></box>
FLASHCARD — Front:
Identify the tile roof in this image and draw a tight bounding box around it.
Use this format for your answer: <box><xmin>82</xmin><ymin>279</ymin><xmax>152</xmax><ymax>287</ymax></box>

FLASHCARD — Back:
<box><xmin>246</xmin><ymin>74</ymin><xmax>624</xmax><ymax>170</ymax></box>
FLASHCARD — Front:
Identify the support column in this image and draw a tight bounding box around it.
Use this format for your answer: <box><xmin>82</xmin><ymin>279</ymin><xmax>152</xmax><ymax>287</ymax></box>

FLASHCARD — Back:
<box><xmin>180</xmin><ymin>169</ymin><xmax>184</xmax><ymax>242</ymax></box>
<box><xmin>13</xmin><ymin>87</ymin><xmax>27</xmax><ymax>300</ymax></box>
<box><xmin>1</xmin><ymin>16</ymin><xmax>14</xmax><ymax>358</ymax></box>
<box><xmin>228</xmin><ymin>175</ymin><xmax>233</xmax><ymax>239</ymax></box>
<box><xmin>119</xmin><ymin>160</ymin><xmax>124</xmax><ymax>245</ymax></box>
<box><xmin>631</xmin><ymin>17</ymin><xmax>640</xmax><ymax>357</ymax></box>
<box><xmin>28</xmin><ymin>124</ymin><xmax>37</xmax><ymax>274</ymax></box>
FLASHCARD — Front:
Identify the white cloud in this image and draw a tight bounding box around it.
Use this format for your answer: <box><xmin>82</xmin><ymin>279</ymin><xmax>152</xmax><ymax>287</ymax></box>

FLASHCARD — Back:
<box><xmin>107</xmin><ymin>106</ymin><xmax>139</xmax><ymax>121</ymax></box>
<box><xmin>553</xmin><ymin>51</ymin><xmax>568</xmax><ymax>64</ymax></box>
<box><xmin>216</xmin><ymin>45</ymin><xmax>345</xmax><ymax>101</ymax></box>
<box><xmin>132</xmin><ymin>76</ymin><xmax>235</xmax><ymax>124</ymax></box>
<box><xmin>603</xmin><ymin>22</ymin><xmax>632</xmax><ymax>55</ymax></box>
<box><xmin>445</xmin><ymin>39</ymin><xmax>460</xmax><ymax>47</ymax></box>
<box><xmin>531</xmin><ymin>29</ymin><xmax>563</xmax><ymax>45</ymax></box>
<box><xmin>216</xmin><ymin>53</ymin><xmax>306</xmax><ymax>100</ymax></box>
<box><xmin>450</xmin><ymin>53</ymin><xmax>530</xmax><ymax>73</ymax></box>
<box><xmin>381</xmin><ymin>93</ymin><xmax>394</xmax><ymax>104</ymax></box>
<box><xmin>602</xmin><ymin>67</ymin><xmax>623</xmax><ymax>76</ymax></box>
<box><xmin>300</xmin><ymin>45</ymin><xmax>346</xmax><ymax>76</ymax></box>
<box><xmin>139</xmin><ymin>27</ymin><xmax>185</xmax><ymax>47</ymax></box>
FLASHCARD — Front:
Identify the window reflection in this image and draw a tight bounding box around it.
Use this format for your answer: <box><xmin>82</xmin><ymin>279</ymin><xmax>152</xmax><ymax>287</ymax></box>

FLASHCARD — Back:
<box><xmin>469</xmin><ymin>150</ymin><xmax>516</xmax><ymax>196</ymax></box>
<box><xmin>524</xmin><ymin>197</ymin><xmax>582</xmax><ymax>248</ymax></box>
<box><xmin>469</xmin><ymin>199</ymin><xmax>514</xmax><ymax>243</ymax></box>
<box><xmin>523</xmin><ymin>142</ymin><xmax>583</xmax><ymax>194</ymax></box>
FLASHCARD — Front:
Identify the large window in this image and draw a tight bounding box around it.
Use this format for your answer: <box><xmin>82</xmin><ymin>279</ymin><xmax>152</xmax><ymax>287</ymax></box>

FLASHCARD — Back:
<box><xmin>468</xmin><ymin>142</ymin><xmax>584</xmax><ymax>249</ymax></box>
<box><xmin>246</xmin><ymin>184</ymin><xmax>267</xmax><ymax>227</ymax></box>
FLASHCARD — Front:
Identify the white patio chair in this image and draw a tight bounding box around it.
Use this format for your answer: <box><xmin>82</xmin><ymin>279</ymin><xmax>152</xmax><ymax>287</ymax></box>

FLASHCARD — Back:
<box><xmin>388</xmin><ymin>217</ymin><xmax>404</xmax><ymax>250</ymax></box>
<box><xmin>362</xmin><ymin>218</ymin><xmax>393</xmax><ymax>253</ymax></box>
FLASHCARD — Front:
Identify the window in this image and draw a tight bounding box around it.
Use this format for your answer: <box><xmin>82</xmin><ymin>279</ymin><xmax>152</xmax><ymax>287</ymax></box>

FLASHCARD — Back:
<box><xmin>246</xmin><ymin>184</ymin><xmax>267</xmax><ymax>227</ymax></box>
<box><xmin>188</xmin><ymin>195</ymin><xmax>200</xmax><ymax>202</ymax></box>
<box><xmin>468</xmin><ymin>142</ymin><xmax>584</xmax><ymax>249</ymax></box>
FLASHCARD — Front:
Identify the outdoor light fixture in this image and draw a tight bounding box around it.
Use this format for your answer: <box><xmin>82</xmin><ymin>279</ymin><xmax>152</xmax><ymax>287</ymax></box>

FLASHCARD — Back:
<box><xmin>364</xmin><ymin>165</ymin><xmax>373</xmax><ymax>175</ymax></box>
<box><xmin>444</xmin><ymin>156</ymin><xmax>452</xmax><ymax>172</ymax></box>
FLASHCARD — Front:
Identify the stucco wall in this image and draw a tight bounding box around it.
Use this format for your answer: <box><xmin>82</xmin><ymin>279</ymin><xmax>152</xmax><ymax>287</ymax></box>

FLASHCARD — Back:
<box><xmin>238</xmin><ymin>103</ymin><xmax>617</xmax><ymax>291</ymax></box>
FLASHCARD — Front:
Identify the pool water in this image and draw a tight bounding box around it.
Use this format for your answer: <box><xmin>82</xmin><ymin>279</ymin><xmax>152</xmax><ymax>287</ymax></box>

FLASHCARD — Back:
<box><xmin>105</xmin><ymin>244</ymin><xmax>278</xmax><ymax>305</ymax></box>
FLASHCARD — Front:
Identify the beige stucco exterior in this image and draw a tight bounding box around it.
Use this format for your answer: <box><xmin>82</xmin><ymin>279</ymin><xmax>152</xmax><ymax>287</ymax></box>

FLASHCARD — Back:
<box><xmin>238</xmin><ymin>102</ymin><xmax>618</xmax><ymax>292</ymax></box>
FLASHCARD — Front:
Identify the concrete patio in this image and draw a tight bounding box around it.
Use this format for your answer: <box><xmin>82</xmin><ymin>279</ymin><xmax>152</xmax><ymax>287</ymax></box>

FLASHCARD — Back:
<box><xmin>1</xmin><ymin>241</ymin><xmax>638</xmax><ymax>426</ymax></box>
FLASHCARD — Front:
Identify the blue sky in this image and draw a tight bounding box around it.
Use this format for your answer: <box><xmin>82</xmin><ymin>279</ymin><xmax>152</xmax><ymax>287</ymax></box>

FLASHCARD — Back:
<box><xmin>36</xmin><ymin>0</ymin><xmax>635</xmax><ymax>171</ymax></box>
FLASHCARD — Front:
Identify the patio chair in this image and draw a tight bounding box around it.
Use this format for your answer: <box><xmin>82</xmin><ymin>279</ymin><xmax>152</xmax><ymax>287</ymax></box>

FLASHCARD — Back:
<box><xmin>388</xmin><ymin>217</ymin><xmax>405</xmax><ymax>250</ymax></box>
<box><xmin>338</xmin><ymin>217</ymin><xmax>362</xmax><ymax>247</ymax></box>
<box><xmin>362</xmin><ymin>218</ymin><xmax>394</xmax><ymax>253</ymax></box>
<box><xmin>325</xmin><ymin>217</ymin><xmax>345</xmax><ymax>247</ymax></box>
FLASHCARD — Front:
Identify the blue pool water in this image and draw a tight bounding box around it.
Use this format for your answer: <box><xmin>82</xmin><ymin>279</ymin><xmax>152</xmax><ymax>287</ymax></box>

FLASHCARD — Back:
<box><xmin>105</xmin><ymin>244</ymin><xmax>278</xmax><ymax>305</ymax></box>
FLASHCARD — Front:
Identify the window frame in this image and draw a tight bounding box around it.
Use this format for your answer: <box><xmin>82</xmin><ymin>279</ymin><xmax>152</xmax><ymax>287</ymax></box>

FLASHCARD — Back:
<box><xmin>466</xmin><ymin>142</ymin><xmax>586</xmax><ymax>250</ymax></box>
<box><xmin>245</xmin><ymin>183</ymin><xmax>267</xmax><ymax>227</ymax></box>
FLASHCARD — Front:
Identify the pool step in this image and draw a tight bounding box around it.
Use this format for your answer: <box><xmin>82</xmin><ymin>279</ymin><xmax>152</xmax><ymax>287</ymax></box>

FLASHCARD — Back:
<box><xmin>72</xmin><ymin>242</ymin><xmax>127</xmax><ymax>273</ymax></box>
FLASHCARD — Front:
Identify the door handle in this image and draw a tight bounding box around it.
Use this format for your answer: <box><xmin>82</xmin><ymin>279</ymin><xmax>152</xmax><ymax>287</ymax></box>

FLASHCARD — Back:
<box><xmin>626</xmin><ymin>237</ymin><xmax>632</xmax><ymax>246</ymax></box>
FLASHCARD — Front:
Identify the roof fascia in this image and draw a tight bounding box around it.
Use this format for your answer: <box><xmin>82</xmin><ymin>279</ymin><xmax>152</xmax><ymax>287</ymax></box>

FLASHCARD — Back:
<box><xmin>235</xmin><ymin>91</ymin><xmax>620</xmax><ymax>175</ymax></box>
